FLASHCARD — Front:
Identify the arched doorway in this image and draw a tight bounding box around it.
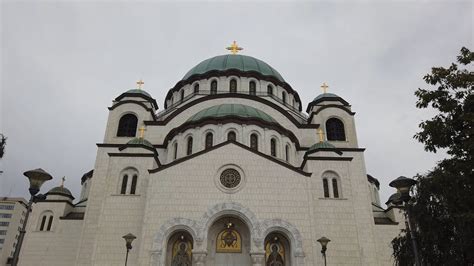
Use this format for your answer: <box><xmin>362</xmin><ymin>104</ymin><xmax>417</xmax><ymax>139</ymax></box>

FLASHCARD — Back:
<box><xmin>264</xmin><ymin>232</ymin><xmax>291</xmax><ymax>266</ymax></box>
<box><xmin>207</xmin><ymin>216</ymin><xmax>251</xmax><ymax>266</ymax></box>
<box><xmin>166</xmin><ymin>231</ymin><xmax>193</xmax><ymax>266</ymax></box>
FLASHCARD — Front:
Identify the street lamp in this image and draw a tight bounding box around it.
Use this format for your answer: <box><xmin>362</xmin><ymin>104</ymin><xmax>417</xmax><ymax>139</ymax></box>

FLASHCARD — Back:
<box><xmin>11</xmin><ymin>168</ymin><xmax>52</xmax><ymax>266</ymax></box>
<box><xmin>317</xmin><ymin>236</ymin><xmax>330</xmax><ymax>266</ymax></box>
<box><xmin>122</xmin><ymin>233</ymin><xmax>136</xmax><ymax>266</ymax></box>
<box><xmin>389</xmin><ymin>176</ymin><xmax>421</xmax><ymax>266</ymax></box>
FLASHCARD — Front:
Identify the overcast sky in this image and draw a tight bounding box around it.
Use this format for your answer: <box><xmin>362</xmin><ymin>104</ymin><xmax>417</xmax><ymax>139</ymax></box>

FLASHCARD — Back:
<box><xmin>1</xmin><ymin>1</ymin><xmax>472</xmax><ymax>206</ymax></box>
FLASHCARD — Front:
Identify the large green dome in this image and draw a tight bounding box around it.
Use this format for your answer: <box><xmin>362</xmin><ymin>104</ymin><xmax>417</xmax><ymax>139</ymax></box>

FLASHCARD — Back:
<box><xmin>182</xmin><ymin>54</ymin><xmax>285</xmax><ymax>82</ymax></box>
<box><xmin>187</xmin><ymin>104</ymin><xmax>276</xmax><ymax>123</ymax></box>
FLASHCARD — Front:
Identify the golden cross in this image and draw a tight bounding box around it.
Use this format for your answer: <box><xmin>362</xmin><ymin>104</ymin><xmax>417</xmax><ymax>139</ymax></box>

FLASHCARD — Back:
<box><xmin>317</xmin><ymin>128</ymin><xmax>325</xmax><ymax>142</ymax></box>
<box><xmin>138</xmin><ymin>126</ymin><xmax>146</xmax><ymax>138</ymax></box>
<box><xmin>321</xmin><ymin>82</ymin><xmax>329</xmax><ymax>94</ymax></box>
<box><xmin>136</xmin><ymin>79</ymin><xmax>145</xmax><ymax>90</ymax></box>
<box><xmin>61</xmin><ymin>176</ymin><xmax>66</xmax><ymax>188</ymax></box>
<box><xmin>226</xmin><ymin>41</ymin><xmax>243</xmax><ymax>55</ymax></box>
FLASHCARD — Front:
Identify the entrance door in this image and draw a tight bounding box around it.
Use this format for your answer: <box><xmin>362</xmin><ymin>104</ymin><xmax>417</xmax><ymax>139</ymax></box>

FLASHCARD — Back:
<box><xmin>207</xmin><ymin>217</ymin><xmax>251</xmax><ymax>266</ymax></box>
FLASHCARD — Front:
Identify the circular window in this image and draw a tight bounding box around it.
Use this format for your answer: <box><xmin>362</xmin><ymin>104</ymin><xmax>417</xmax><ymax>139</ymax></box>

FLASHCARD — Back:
<box><xmin>220</xmin><ymin>169</ymin><xmax>241</xmax><ymax>188</ymax></box>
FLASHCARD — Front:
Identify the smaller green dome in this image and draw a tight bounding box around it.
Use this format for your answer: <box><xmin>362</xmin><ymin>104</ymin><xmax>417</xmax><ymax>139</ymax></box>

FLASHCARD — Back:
<box><xmin>187</xmin><ymin>104</ymin><xmax>276</xmax><ymax>123</ymax></box>
<box><xmin>312</xmin><ymin>93</ymin><xmax>340</xmax><ymax>102</ymax></box>
<box><xmin>306</xmin><ymin>141</ymin><xmax>336</xmax><ymax>154</ymax></box>
<box><xmin>48</xmin><ymin>186</ymin><xmax>73</xmax><ymax>197</ymax></box>
<box><xmin>125</xmin><ymin>89</ymin><xmax>152</xmax><ymax>98</ymax></box>
<box><xmin>127</xmin><ymin>137</ymin><xmax>154</xmax><ymax>149</ymax></box>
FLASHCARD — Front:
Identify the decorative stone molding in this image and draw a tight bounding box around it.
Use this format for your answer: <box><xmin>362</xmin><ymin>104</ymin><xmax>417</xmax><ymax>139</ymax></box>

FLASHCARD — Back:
<box><xmin>192</xmin><ymin>250</ymin><xmax>207</xmax><ymax>266</ymax></box>
<box><xmin>250</xmin><ymin>252</ymin><xmax>265</xmax><ymax>266</ymax></box>
<box><xmin>198</xmin><ymin>201</ymin><xmax>261</xmax><ymax>240</ymax></box>
<box><xmin>260</xmin><ymin>218</ymin><xmax>305</xmax><ymax>257</ymax></box>
<box><xmin>152</xmin><ymin>217</ymin><xmax>200</xmax><ymax>251</ymax></box>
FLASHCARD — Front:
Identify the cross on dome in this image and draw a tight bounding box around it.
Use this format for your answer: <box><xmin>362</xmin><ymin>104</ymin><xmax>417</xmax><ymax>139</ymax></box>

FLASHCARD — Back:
<box><xmin>226</xmin><ymin>41</ymin><xmax>243</xmax><ymax>55</ymax></box>
<box><xmin>138</xmin><ymin>126</ymin><xmax>147</xmax><ymax>138</ymax></box>
<box><xmin>317</xmin><ymin>128</ymin><xmax>325</xmax><ymax>142</ymax></box>
<box><xmin>61</xmin><ymin>176</ymin><xmax>66</xmax><ymax>188</ymax></box>
<box><xmin>136</xmin><ymin>79</ymin><xmax>145</xmax><ymax>90</ymax></box>
<box><xmin>321</xmin><ymin>82</ymin><xmax>329</xmax><ymax>94</ymax></box>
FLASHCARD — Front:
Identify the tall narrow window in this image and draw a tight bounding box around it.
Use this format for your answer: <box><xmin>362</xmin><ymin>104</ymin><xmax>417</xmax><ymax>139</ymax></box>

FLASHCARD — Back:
<box><xmin>173</xmin><ymin>142</ymin><xmax>178</xmax><ymax>160</ymax></box>
<box><xmin>230</xmin><ymin>79</ymin><xmax>237</xmax><ymax>93</ymax></box>
<box><xmin>285</xmin><ymin>145</ymin><xmax>290</xmax><ymax>162</ymax></box>
<box><xmin>210</xmin><ymin>80</ymin><xmax>217</xmax><ymax>95</ymax></box>
<box><xmin>326</xmin><ymin>118</ymin><xmax>346</xmax><ymax>141</ymax></box>
<box><xmin>323</xmin><ymin>179</ymin><xmax>330</xmax><ymax>198</ymax></box>
<box><xmin>117</xmin><ymin>114</ymin><xmax>138</xmax><ymax>137</ymax></box>
<box><xmin>332</xmin><ymin>179</ymin><xmax>339</xmax><ymax>198</ymax></box>
<box><xmin>249</xmin><ymin>81</ymin><xmax>256</xmax><ymax>95</ymax></box>
<box><xmin>187</xmin><ymin>137</ymin><xmax>193</xmax><ymax>155</ymax></box>
<box><xmin>270</xmin><ymin>138</ymin><xmax>277</xmax><ymax>157</ymax></box>
<box><xmin>180</xmin><ymin>90</ymin><xmax>184</xmax><ymax>102</ymax></box>
<box><xmin>282</xmin><ymin>91</ymin><xmax>287</xmax><ymax>104</ymax></box>
<box><xmin>194</xmin><ymin>83</ymin><xmax>199</xmax><ymax>93</ymax></box>
<box><xmin>130</xmin><ymin>175</ymin><xmax>138</xmax><ymax>195</ymax></box>
<box><xmin>250</xmin><ymin>134</ymin><xmax>258</xmax><ymax>151</ymax></box>
<box><xmin>121</xmin><ymin>175</ymin><xmax>128</xmax><ymax>194</ymax></box>
<box><xmin>267</xmin><ymin>85</ymin><xmax>273</xmax><ymax>95</ymax></box>
<box><xmin>46</xmin><ymin>216</ymin><xmax>53</xmax><ymax>231</ymax></box>
<box><xmin>40</xmin><ymin>216</ymin><xmax>46</xmax><ymax>231</ymax></box>
<box><xmin>227</xmin><ymin>131</ymin><xmax>236</xmax><ymax>141</ymax></box>
<box><xmin>205</xmin><ymin>133</ymin><xmax>213</xmax><ymax>149</ymax></box>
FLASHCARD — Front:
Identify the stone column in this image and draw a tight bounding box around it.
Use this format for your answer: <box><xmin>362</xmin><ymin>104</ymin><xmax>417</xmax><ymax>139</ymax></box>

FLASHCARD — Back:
<box><xmin>250</xmin><ymin>252</ymin><xmax>265</xmax><ymax>266</ymax></box>
<box><xmin>192</xmin><ymin>250</ymin><xmax>207</xmax><ymax>266</ymax></box>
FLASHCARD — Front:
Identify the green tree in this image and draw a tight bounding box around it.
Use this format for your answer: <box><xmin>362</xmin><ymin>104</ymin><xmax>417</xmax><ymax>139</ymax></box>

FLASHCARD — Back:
<box><xmin>392</xmin><ymin>47</ymin><xmax>474</xmax><ymax>265</ymax></box>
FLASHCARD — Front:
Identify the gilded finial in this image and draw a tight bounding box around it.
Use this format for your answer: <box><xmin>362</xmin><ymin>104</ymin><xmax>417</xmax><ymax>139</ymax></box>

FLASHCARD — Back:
<box><xmin>136</xmin><ymin>79</ymin><xmax>145</xmax><ymax>90</ymax></box>
<box><xmin>138</xmin><ymin>126</ymin><xmax>146</xmax><ymax>139</ymax></box>
<box><xmin>61</xmin><ymin>176</ymin><xmax>66</xmax><ymax>188</ymax></box>
<box><xmin>321</xmin><ymin>82</ymin><xmax>329</xmax><ymax>94</ymax></box>
<box><xmin>317</xmin><ymin>128</ymin><xmax>325</xmax><ymax>143</ymax></box>
<box><xmin>226</xmin><ymin>41</ymin><xmax>243</xmax><ymax>55</ymax></box>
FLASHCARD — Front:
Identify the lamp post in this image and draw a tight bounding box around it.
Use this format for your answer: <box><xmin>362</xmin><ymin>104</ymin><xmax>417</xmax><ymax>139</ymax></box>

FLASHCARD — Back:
<box><xmin>122</xmin><ymin>233</ymin><xmax>136</xmax><ymax>266</ymax></box>
<box><xmin>389</xmin><ymin>176</ymin><xmax>421</xmax><ymax>266</ymax></box>
<box><xmin>317</xmin><ymin>236</ymin><xmax>330</xmax><ymax>266</ymax></box>
<box><xmin>11</xmin><ymin>168</ymin><xmax>52</xmax><ymax>266</ymax></box>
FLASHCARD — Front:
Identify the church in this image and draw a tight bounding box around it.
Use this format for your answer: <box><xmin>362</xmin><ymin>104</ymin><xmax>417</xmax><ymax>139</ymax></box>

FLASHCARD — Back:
<box><xmin>19</xmin><ymin>43</ymin><xmax>404</xmax><ymax>266</ymax></box>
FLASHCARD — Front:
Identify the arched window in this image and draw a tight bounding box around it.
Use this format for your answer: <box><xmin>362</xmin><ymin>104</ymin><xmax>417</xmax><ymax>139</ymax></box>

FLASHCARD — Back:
<box><xmin>249</xmin><ymin>81</ymin><xmax>256</xmax><ymax>95</ymax></box>
<box><xmin>210</xmin><ymin>80</ymin><xmax>217</xmax><ymax>95</ymax></box>
<box><xmin>47</xmin><ymin>216</ymin><xmax>53</xmax><ymax>231</ymax></box>
<box><xmin>205</xmin><ymin>133</ymin><xmax>213</xmax><ymax>149</ymax></box>
<box><xmin>120</xmin><ymin>174</ymin><xmax>128</xmax><ymax>194</ymax></box>
<box><xmin>165</xmin><ymin>231</ymin><xmax>193</xmax><ymax>266</ymax></box>
<box><xmin>332</xmin><ymin>179</ymin><xmax>339</xmax><ymax>198</ymax></box>
<box><xmin>250</xmin><ymin>134</ymin><xmax>258</xmax><ymax>151</ymax></box>
<box><xmin>187</xmin><ymin>137</ymin><xmax>193</xmax><ymax>155</ymax></box>
<box><xmin>322</xmin><ymin>171</ymin><xmax>342</xmax><ymax>198</ymax></box>
<box><xmin>227</xmin><ymin>131</ymin><xmax>236</xmax><ymax>141</ymax></box>
<box><xmin>180</xmin><ymin>90</ymin><xmax>184</xmax><ymax>102</ymax></box>
<box><xmin>267</xmin><ymin>85</ymin><xmax>273</xmax><ymax>95</ymax></box>
<box><xmin>173</xmin><ymin>142</ymin><xmax>178</xmax><ymax>160</ymax></box>
<box><xmin>130</xmin><ymin>175</ymin><xmax>138</xmax><ymax>195</ymax></box>
<box><xmin>326</xmin><ymin>118</ymin><xmax>346</xmax><ymax>141</ymax></box>
<box><xmin>117</xmin><ymin>114</ymin><xmax>138</xmax><ymax>137</ymax></box>
<box><xmin>282</xmin><ymin>91</ymin><xmax>287</xmax><ymax>104</ymax></box>
<box><xmin>40</xmin><ymin>216</ymin><xmax>46</xmax><ymax>231</ymax></box>
<box><xmin>323</xmin><ymin>179</ymin><xmax>330</xmax><ymax>198</ymax></box>
<box><xmin>119</xmin><ymin>168</ymin><xmax>139</xmax><ymax>195</ymax></box>
<box><xmin>230</xmin><ymin>79</ymin><xmax>237</xmax><ymax>93</ymax></box>
<box><xmin>270</xmin><ymin>138</ymin><xmax>277</xmax><ymax>157</ymax></box>
<box><xmin>38</xmin><ymin>211</ymin><xmax>53</xmax><ymax>232</ymax></box>
<box><xmin>285</xmin><ymin>144</ymin><xmax>290</xmax><ymax>162</ymax></box>
<box><xmin>194</xmin><ymin>83</ymin><xmax>199</xmax><ymax>93</ymax></box>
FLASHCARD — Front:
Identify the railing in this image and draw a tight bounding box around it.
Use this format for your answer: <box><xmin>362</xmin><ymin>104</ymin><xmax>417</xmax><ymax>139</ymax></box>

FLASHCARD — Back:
<box><xmin>156</xmin><ymin>91</ymin><xmax>308</xmax><ymax>121</ymax></box>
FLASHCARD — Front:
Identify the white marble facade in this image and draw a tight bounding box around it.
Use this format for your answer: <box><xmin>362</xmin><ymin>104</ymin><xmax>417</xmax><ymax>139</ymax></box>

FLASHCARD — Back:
<box><xmin>19</xmin><ymin>54</ymin><xmax>404</xmax><ymax>266</ymax></box>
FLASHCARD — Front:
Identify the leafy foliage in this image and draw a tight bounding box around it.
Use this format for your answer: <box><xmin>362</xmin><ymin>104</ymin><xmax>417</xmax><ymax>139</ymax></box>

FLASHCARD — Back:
<box><xmin>392</xmin><ymin>47</ymin><xmax>474</xmax><ymax>265</ymax></box>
